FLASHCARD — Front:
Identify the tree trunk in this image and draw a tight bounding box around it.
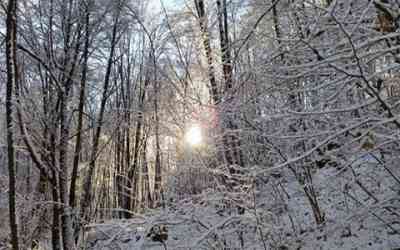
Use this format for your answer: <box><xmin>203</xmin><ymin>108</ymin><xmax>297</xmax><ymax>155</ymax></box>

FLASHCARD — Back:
<box><xmin>153</xmin><ymin>45</ymin><xmax>163</xmax><ymax>207</ymax></box>
<box><xmin>49</xmin><ymin>80</ymin><xmax>62</xmax><ymax>250</ymax></box>
<box><xmin>70</xmin><ymin>0</ymin><xmax>92</xmax><ymax>209</ymax></box>
<box><xmin>5</xmin><ymin>0</ymin><xmax>20</xmax><ymax>249</ymax></box>
<box><xmin>154</xmin><ymin>91</ymin><xmax>163</xmax><ymax>206</ymax></box>
<box><xmin>141</xmin><ymin>139</ymin><xmax>152</xmax><ymax>208</ymax></box>
<box><xmin>128</xmin><ymin>79</ymin><xmax>146</xmax><ymax>214</ymax></box>
<box><xmin>216</xmin><ymin>0</ymin><xmax>244</xmax><ymax>170</ymax></box>
<box><xmin>51</xmin><ymin>169</ymin><xmax>62</xmax><ymax>250</ymax></box>
<box><xmin>194</xmin><ymin>0</ymin><xmax>220</xmax><ymax>104</ymax></box>
<box><xmin>58</xmin><ymin>0</ymin><xmax>83</xmax><ymax>247</ymax></box>
<box><xmin>80</xmin><ymin>4</ymin><xmax>121</xmax><ymax>222</ymax></box>
<box><xmin>59</xmin><ymin>88</ymin><xmax>75</xmax><ymax>250</ymax></box>
<box><xmin>127</xmin><ymin>46</ymin><xmax>151</xmax><ymax>214</ymax></box>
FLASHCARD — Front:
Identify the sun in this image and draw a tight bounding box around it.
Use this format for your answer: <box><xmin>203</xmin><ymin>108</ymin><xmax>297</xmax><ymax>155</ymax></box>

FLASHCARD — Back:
<box><xmin>185</xmin><ymin>124</ymin><xmax>203</xmax><ymax>146</ymax></box>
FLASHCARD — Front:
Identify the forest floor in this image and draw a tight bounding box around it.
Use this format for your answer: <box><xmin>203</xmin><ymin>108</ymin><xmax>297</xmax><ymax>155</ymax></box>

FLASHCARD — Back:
<box><xmin>86</xmin><ymin>154</ymin><xmax>400</xmax><ymax>250</ymax></box>
<box><xmin>1</xmin><ymin>153</ymin><xmax>399</xmax><ymax>249</ymax></box>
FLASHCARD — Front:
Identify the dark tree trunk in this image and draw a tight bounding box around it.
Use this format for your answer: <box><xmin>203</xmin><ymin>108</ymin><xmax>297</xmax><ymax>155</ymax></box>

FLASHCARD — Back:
<box><xmin>127</xmin><ymin>76</ymin><xmax>147</xmax><ymax>214</ymax></box>
<box><xmin>194</xmin><ymin>0</ymin><xmax>220</xmax><ymax>104</ymax></box>
<box><xmin>58</xmin><ymin>0</ymin><xmax>83</xmax><ymax>247</ymax></box>
<box><xmin>216</xmin><ymin>0</ymin><xmax>244</xmax><ymax>170</ymax></box>
<box><xmin>80</xmin><ymin>4</ymin><xmax>121</xmax><ymax>222</ymax></box>
<box><xmin>70</xmin><ymin>0</ymin><xmax>92</xmax><ymax>209</ymax></box>
<box><xmin>58</xmin><ymin>88</ymin><xmax>75</xmax><ymax>250</ymax></box>
<box><xmin>49</xmin><ymin>80</ymin><xmax>62</xmax><ymax>250</ymax></box>
<box><xmin>141</xmin><ymin>139</ymin><xmax>152</xmax><ymax>208</ymax></box>
<box><xmin>51</xmin><ymin>169</ymin><xmax>62</xmax><ymax>250</ymax></box>
<box><xmin>153</xmin><ymin>42</ymin><xmax>163</xmax><ymax>207</ymax></box>
<box><xmin>154</xmin><ymin>88</ymin><xmax>163</xmax><ymax>207</ymax></box>
<box><xmin>5</xmin><ymin>0</ymin><xmax>20</xmax><ymax>249</ymax></box>
<box><xmin>126</xmin><ymin>45</ymin><xmax>151</xmax><ymax>214</ymax></box>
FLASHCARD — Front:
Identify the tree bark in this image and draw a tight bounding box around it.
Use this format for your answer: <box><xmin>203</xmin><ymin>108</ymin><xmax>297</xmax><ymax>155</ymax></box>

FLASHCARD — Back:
<box><xmin>194</xmin><ymin>0</ymin><xmax>220</xmax><ymax>105</ymax></box>
<box><xmin>5</xmin><ymin>0</ymin><xmax>20</xmax><ymax>249</ymax></box>
<box><xmin>58</xmin><ymin>0</ymin><xmax>83</xmax><ymax>247</ymax></box>
<box><xmin>141</xmin><ymin>138</ymin><xmax>152</xmax><ymax>208</ymax></box>
<box><xmin>154</xmin><ymin>82</ymin><xmax>163</xmax><ymax>207</ymax></box>
<box><xmin>153</xmin><ymin>40</ymin><xmax>163</xmax><ymax>208</ymax></box>
<box><xmin>59</xmin><ymin>88</ymin><xmax>75</xmax><ymax>250</ymax></box>
<box><xmin>70</xmin><ymin>0</ymin><xmax>92</xmax><ymax>209</ymax></box>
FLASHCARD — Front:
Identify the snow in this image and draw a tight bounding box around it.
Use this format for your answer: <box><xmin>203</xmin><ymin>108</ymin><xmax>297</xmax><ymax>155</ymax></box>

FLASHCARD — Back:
<box><xmin>84</xmin><ymin>152</ymin><xmax>400</xmax><ymax>249</ymax></box>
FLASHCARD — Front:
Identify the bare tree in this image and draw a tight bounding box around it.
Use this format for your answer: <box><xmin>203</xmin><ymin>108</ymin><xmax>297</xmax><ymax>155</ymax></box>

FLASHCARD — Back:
<box><xmin>5</xmin><ymin>0</ymin><xmax>20</xmax><ymax>249</ymax></box>
<box><xmin>69</xmin><ymin>0</ymin><xmax>92</xmax><ymax>210</ymax></box>
<box><xmin>79</xmin><ymin>0</ymin><xmax>122</xmax><ymax>223</ymax></box>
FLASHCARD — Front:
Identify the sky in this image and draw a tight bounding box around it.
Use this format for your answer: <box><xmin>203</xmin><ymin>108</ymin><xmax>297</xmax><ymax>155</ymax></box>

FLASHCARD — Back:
<box><xmin>148</xmin><ymin>0</ymin><xmax>181</xmax><ymax>12</ymax></box>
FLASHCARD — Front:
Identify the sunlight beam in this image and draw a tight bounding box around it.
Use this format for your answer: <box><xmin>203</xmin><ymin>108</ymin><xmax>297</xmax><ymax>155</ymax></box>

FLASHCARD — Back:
<box><xmin>185</xmin><ymin>125</ymin><xmax>203</xmax><ymax>147</ymax></box>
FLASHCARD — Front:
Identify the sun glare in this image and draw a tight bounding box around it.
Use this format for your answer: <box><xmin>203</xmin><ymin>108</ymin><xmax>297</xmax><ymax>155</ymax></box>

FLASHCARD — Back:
<box><xmin>185</xmin><ymin>125</ymin><xmax>203</xmax><ymax>146</ymax></box>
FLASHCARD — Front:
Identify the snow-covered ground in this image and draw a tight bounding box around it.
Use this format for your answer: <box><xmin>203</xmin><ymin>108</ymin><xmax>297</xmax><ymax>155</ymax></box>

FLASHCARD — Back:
<box><xmin>85</xmin><ymin>153</ymin><xmax>400</xmax><ymax>249</ymax></box>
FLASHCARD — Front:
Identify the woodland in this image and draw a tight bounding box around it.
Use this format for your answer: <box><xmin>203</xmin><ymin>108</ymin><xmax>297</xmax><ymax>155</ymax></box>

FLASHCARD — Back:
<box><xmin>1</xmin><ymin>0</ymin><xmax>400</xmax><ymax>249</ymax></box>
